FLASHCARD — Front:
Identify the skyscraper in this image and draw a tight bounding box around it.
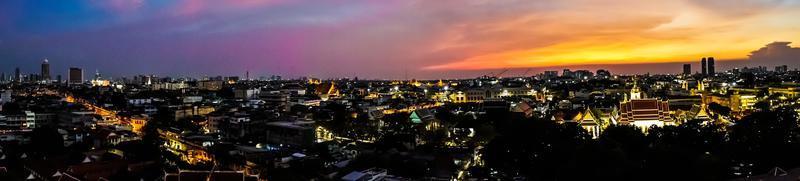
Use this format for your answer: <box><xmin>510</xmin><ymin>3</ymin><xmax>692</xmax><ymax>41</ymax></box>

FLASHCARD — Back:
<box><xmin>776</xmin><ymin>65</ymin><xmax>789</xmax><ymax>73</ymax></box>
<box><xmin>707</xmin><ymin>57</ymin><xmax>715</xmax><ymax>75</ymax></box>
<box><xmin>683</xmin><ymin>64</ymin><xmax>691</xmax><ymax>75</ymax></box>
<box><xmin>69</xmin><ymin>67</ymin><xmax>84</xmax><ymax>84</ymax></box>
<box><xmin>41</xmin><ymin>59</ymin><xmax>51</xmax><ymax>81</ymax></box>
<box><xmin>701</xmin><ymin>58</ymin><xmax>707</xmax><ymax>75</ymax></box>
<box><xmin>15</xmin><ymin>67</ymin><xmax>21</xmax><ymax>82</ymax></box>
<box><xmin>562</xmin><ymin>69</ymin><xmax>573</xmax><ymax>78</ymax></box>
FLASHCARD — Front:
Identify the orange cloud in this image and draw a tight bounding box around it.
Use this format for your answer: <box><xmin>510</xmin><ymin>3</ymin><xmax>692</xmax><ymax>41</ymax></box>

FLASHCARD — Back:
<box><xmin>424</xmin><ymin>0</ymin><xmax>800</xmax><ymax>70</ymax></box>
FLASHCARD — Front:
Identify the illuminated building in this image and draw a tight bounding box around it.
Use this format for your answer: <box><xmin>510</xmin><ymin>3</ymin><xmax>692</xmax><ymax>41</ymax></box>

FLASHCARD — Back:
<box><xmin>450</xmin><ymin>91</ymin><xmax>468</xmax><ymax>103</ymax></box>
<box><xmin>619</xmin><ymin>82</ymin><xmax>673</xmax><ymax>132</ymax></box>
<box><xmin>151</xmin><ymin>82</ymin><xmax>188</xmax><ymax>90</ymax></box>
<box><xmin>91</xmin><ymin>79</ymin><xmax>110</xmax><ymax>87</ymax></box>
<box><xmin>0</xmin><ymin>111</ymin><xmax>54</xmax><ymax>131</ymax></box>
<box><xmin>685</xmin><ymin>104</ymin><xmax>712</xmax><ymax>123</ymax></box>
<box><xmin>128</xmin><ymin>115</ymin><xmax>148</xmax><ymax>134</ymax></box>
<box><xmin>510</xmin><ymin>101</ymin><xmax>534</xmax><ymax>118</ymax></box>
<box><xmin>619</xmin><ymin>99</ymin><xmax>673</xmax><ymax>132</ymax></box>
<box><xmin>628</xmin><ymin>81</ymin><xmax>644</xmax><ymax>100</ymax></box>
<box><xmin>315</xmin><ymin>126</ymin><xmax>335</xmax><ymax>143</ymax></box>
<box><xmin>68</xmin><ymin>67</ymin><xmax>83</xmax><ymax>84</ymax></box>
<box><xmin>410</xmin><ymin>109</ymin><xmax>434</xmax><ymax>124</ymax></box>
<box><xmin>768</xmin><ymin>87</ymin><xmax>800</xmax><ymax>99</ymax></box>
<box><xmin>173</xmin><ymin>106</ymin><xmax>215</xmax><ymax>121</ymax></box>
<box><xmin>234</xmin><ymin>88</ymin><xmax>260</xmax><ymax>99</ymax></box>
<box><xmin>314</xmin><ymin>82</ymin><xmax>340</xmax><ymax>101</ymax></box>
<box><xmin>159</xmin><ymin>129</ymin><xmax>213</xmax><ymax>165</ymax></box>
<box><xmin>572</xmin><ymin>108</ymin><xmax>609</xmax><ymax>138</ymax></box>
<box><xmin>705</xmin><ymin>93</ymin><xmax>758</xmax><ymax>115</ymax></box>
<box><xmin>198</xmin><ymin>80</ymin><xmax>224</xmax><ymax>91</ymax></box>
<box><xmin>461</xmin><ymin>87</ymin><xmax>534</xmax><ymax>103</ymax></box>
<box><xmin>705</xmin><ymin>87</ymin><xmax>760</xmax><ymax>115</ymax></box>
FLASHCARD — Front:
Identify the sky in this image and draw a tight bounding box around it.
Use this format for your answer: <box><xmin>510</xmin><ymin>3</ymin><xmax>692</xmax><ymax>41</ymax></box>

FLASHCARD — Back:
<box><xmin>1</xmin><ymin>0</ymin><xmax>799</xmax><ymax>79</ymax></box>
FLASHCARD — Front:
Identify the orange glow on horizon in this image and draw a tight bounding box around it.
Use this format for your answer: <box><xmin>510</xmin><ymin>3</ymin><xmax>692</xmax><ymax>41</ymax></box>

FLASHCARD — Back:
<box><xmin>424</xmin><ymin>1</ymin><xmax>800</xmax><ymax>70</ymax></box>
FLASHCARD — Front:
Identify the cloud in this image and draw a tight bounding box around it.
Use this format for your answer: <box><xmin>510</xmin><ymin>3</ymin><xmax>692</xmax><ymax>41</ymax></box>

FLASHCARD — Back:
<box><xmin>747</xmin><ymin>42</ymin><xmax>800</xmax><ymax>67</ymax></box>
<box><xmin>1</xmin><ymin>0</ymin><xmax>799</xmax><ymax>79</ymax></box>
<box><xmin>89</xmin><ymin>0</ymin><xmax>145</xmax><ymax>14</ymax></box>
<box><xmin>687</xmin><ymin>0</ymin><xmax>788</xmax><ymax>17</ymax></box>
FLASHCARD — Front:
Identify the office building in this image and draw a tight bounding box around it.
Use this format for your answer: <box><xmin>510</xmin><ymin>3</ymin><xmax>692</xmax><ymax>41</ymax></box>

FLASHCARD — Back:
<box><xmin>69</xmin><ymin>67</ymin><xmax>84</xmax><ymax>84</ymax></box>
<box><xmin>701</xmin><ymin>58</ymin><xmax>707</xmax><ymax>75</ymax></box>
<box><xmin>683</xmin><ymin>64</ymin><xmax>691</xmax><ymax>75</ymax></box>
<box><xmin>15</xmin><ymin>67</ymin><xmax>21</xmax><ymax>82</ymax></box>
<box><xmin>707</xmin><ymin>57</ymin><xmax>715</xmax><ymax>75</ymax></box>
<box><xmin>562</xmin><ymin>69</ymin><xmax>573</xmax><ymax>78</ymax></box>
<box><xmin>542</xmin><ymin>71</ymin><xmax>559</xmax><ymax>79</ymax></box>
<box><xmin>41</xmin><ymin>59</ymin><xmax>51</xmax><ymax>81</ymax></box>
<box><xmin>776</xmin><ymin>65</ymin><xmax>788</xmax><ymax>73</ymax></box>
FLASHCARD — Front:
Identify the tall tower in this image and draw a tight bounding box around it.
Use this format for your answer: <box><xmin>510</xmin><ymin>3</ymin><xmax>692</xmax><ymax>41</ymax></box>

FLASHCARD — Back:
<box><xmin>630</xmin><ymin>80</ymin><xmax>643</xmax><ymax>100</ymax></box>
<box><xmin>707</xmin><ymin>57</ymin><xmax>715</xmax><ymax>75</ymax></box>
<box><xmin>41</xmin><ymin>59</ymin><xmax>51</xmax><ymax>82</ymax></box>
<box><xmin>69</xmin><ymin>67</ymin><xmax>84</xmax><ymax>84</ymax></box>
<box><xmin>683</xmin><ymin>64</ymin><xmax>691</xmax><ymax>75</ymax></box>
<box><xmin>701</xmin><ymin>58</ymin><xmax>707</xmax><ymax>75</ymax></box>
<box><xmin>14</xmin><ymin>67</ymin><xmax>21</xmax><ymax>82</ymax></box>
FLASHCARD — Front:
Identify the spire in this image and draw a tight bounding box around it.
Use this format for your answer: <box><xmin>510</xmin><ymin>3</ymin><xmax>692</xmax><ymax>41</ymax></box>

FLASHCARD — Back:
<box><xmin>630</xmin><ymin>78</ymin><xmax>642</xmax><ymax>100</ymax></box>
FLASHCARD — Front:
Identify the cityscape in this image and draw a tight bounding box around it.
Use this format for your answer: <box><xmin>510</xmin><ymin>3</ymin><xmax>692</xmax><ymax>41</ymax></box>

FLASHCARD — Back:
<box><xmin>2</xmin><ymin>1</ymin><xmax>800</xmax><ymax>181</ymax></box>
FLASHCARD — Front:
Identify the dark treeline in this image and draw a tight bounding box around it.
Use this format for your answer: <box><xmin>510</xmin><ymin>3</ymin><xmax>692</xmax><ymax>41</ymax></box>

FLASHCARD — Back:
<box><xmin>483</xmin><ymin>108</ymin><xmax>800</xmax><ymax>180</ymax></box>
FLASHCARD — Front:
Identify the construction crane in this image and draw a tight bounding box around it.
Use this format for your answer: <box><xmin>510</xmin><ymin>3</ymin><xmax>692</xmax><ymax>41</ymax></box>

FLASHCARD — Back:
<box><xmin>494</xmin><ymin>69</ymin><xmax>509</xmax><ymax>78</ymax></box>
<box><xmin>520</xmin><ymin>68</ymin><xmax>532</xmax><ymax>77</ymax></box>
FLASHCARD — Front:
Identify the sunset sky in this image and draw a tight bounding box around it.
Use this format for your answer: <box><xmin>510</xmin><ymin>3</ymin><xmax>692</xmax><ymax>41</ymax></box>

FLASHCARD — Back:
<box><xmin>1</xmin><ymin>0</ymin><xmax>799</xmax><ymax>79</ymax></box>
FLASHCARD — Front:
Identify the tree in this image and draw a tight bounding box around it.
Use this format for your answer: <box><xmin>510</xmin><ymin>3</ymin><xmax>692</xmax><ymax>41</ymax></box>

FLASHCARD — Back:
<box><xmin>483</xmin><ymin>119</ymin><xmax>590</xmax><ymax>180</ymax></box>
<box><xmin>30</xmin><ymin>126</ymin><xmax>64</xmax><ymax>156</ymax></box>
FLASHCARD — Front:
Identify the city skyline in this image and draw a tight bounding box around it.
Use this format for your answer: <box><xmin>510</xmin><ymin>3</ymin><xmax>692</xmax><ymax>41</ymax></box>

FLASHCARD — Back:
<box><xmin>4</xmin><ymin>1</ymin><xmax>800</xmax><ymax>180</ymax></box>
<box><xmin>0</xmin><ymin>52</ymin><xmax>796</xmax><ymax>80</ymax></box>
<box><xmin>2</xmin><ymin>0</ymin><xmax>800</xmax><ymax>79</ymax></box>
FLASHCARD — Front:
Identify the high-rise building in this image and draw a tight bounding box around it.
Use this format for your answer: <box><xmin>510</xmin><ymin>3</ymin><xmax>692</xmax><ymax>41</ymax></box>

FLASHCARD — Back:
<box><xmin>41</xmin><ymin>59</ymin><xmax>51</xmax><ymax>81</ymax></box>
<box><xmin>701</xmin><ymin>58</ymin><xmax>707</xmax><ymax>75</ymax></box>
<box><xmin>542</xmin><ymin>71</ymin><xmax>558</xmax><ymax>79</ymax></box>
<box><xmin>707</xmin><ymin>57</ymin><xmax>715</xmax><ymax>75</ymax></box>
<box><xmin>573</xmin><ymin>70</ymin><xmax>594</xmax><ymax>79</ymax></box>
<box><xmin>562</xmin><ymin>69</ymin><xmax>573</xmax><ymax>78</ymax></box>
<box><xmin>683</xmin><ymin>64</ymin><xmax>691</xmax><ymax>75</ymax></box>
<box><xmin>596</xmin><ymin>69</ymin><xmax>611</xmax><ymax>78</ymax></box>
<box><xmin>15</xmin><ymin>67</ymin><xmax>21</xmax><ymax>82</ymax></box>
<box><xmin>776</xmin><ymin>65</ymin><xmax>789</xmax><ymax>73</ymax></box>
<box><xmin>69</xmin><ymin>67</ymin><xmax>84</xmax><ymax>84</ymax></box>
